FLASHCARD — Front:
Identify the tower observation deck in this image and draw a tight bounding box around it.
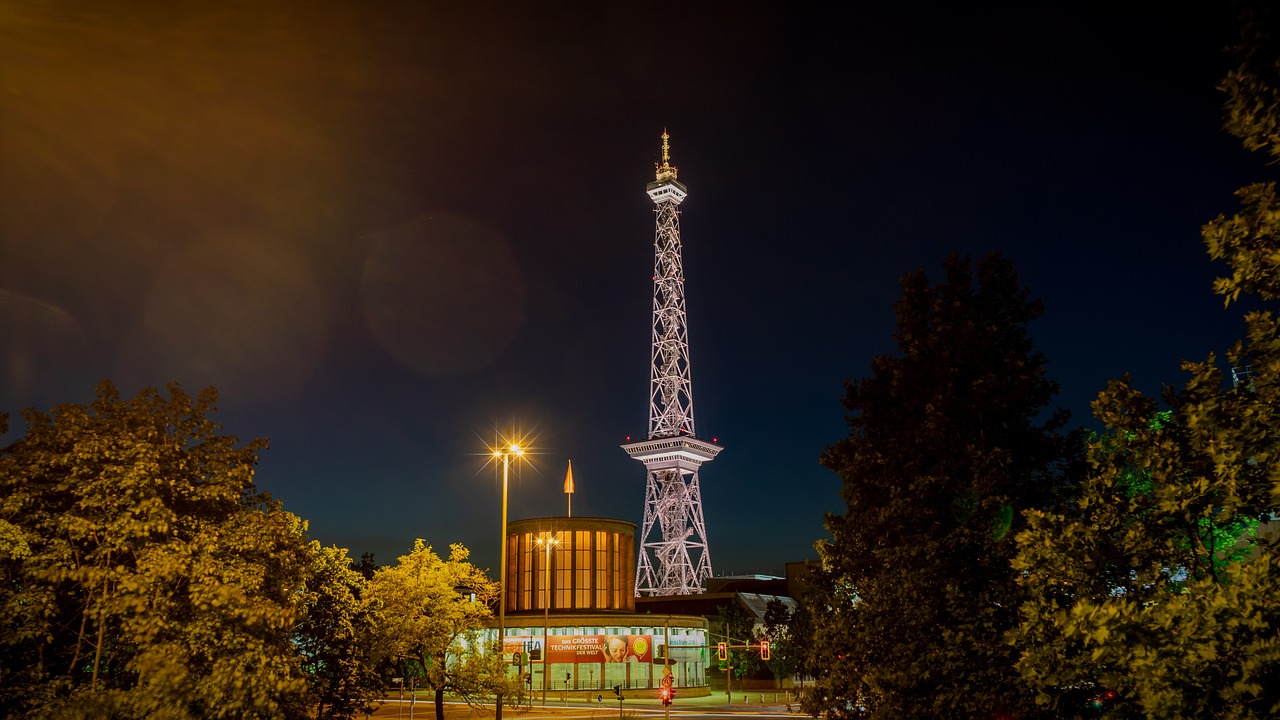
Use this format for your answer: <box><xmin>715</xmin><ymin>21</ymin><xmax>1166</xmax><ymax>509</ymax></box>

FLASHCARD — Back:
<box><xmin>622</xmin><ymin>131</ymin><xmax>721</xmax><ymax>596</ymax></box>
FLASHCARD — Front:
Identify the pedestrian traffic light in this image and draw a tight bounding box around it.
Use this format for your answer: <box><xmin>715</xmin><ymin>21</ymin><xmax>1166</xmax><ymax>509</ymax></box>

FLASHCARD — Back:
<box><xmin>660</xmin><ymin>687</ymin><xmax>672</xmax><ymax>706</ymax></box>
<box><xmin>717</xmin><ymin>642</ymin><xmax>727</xmax><ymax>661</ymax></box>
<box><xmin>761</xmin><ymin>640</ymin><xmax>770</xmax><ymax>661</ymax></box>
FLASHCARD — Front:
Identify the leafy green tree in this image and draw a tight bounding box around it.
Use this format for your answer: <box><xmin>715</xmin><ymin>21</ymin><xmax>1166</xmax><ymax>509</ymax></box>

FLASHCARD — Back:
<box><xmin>754</xmin><ymin>597</ymin><xmax>798</xmax><ymax>688</ymax></box>
<box><xmin>1013</xmin><ymin>380</ymin><xmax>1279</xmax><ymax>717</ymax></box>
<box><xmin>1012</xmin><ymin>7</ymin><xmax>1280</xmax><ymax>715</ymax></box>
<box><xmin>0</xmin><ymin>382</ymin><xmax>312</xmax><ymax>719</ymax></box>
<box><xmin>781</xmin><ymin>597</ymin><xmax>819</xmax><ymax>689</ymax></box>
<box><xmin>716</xmin><ymin>602</ymin><xmax>760</xmax><ymax>688</ymax></box>
<box><xmin>367</xmin><ymin>539</ymin><xmax>506</xmax><ymax>720</ymax></box>
<box><xmin>811</xmin><ymin>254</ymin><xmax>1077</xmax><ymax>719</ymax></box>
<box><xmin>296</xmin><ymin>543</ymin><xmax>383</xmax><ymax>719</ymax></box>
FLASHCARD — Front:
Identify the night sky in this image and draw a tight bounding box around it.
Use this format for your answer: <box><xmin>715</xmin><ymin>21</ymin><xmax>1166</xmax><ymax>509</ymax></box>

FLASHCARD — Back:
<box><xmin>0</xmin><ymin>2</ymin><xmax>1266</xmax><ymax>577</ymax></box>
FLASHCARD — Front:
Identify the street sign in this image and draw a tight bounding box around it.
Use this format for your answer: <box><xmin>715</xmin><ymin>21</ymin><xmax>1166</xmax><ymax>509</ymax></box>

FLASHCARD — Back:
<box><xmin>661</xmin><ymin>675</ymin><xmax>673</xmax><ymax>688</ymax></box>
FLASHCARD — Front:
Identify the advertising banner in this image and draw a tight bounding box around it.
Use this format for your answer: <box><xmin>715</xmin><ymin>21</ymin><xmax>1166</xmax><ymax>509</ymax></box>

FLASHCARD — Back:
<box><xmin>546</xmin><ymin>634</ymin><xmax>653</xmax><ymax>664</ymax></box>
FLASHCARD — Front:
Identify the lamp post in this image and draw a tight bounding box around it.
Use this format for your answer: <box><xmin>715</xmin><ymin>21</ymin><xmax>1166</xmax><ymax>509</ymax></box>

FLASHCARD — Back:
<box><xmin>494</xmin><ymin>443</ymin><xmax>523</xmax><ymax>720</ymax></box>
<box><xmin>536</xmin><ymin>531</ymin><xmax>560</xmax><ymax>707</ymax></box>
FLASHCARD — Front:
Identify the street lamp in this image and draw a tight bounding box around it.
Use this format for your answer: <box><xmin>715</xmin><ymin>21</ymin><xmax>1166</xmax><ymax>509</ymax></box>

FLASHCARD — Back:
<box><xmin>535</xmin><ymin>531</ymin><xmax>561</xmax><ymax>707</ymax></box>
<box><xmin>493</xmin><ymin>443</ymin><xmax>523</xmax><ymax>720</ymax></box>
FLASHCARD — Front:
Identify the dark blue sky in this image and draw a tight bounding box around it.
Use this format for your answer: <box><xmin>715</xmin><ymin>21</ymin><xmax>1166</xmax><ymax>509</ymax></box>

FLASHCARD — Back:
<box><xmin>0</xmin><ymin>2</ymin><xmax>1265</xmax><ymax>576</ymax></box>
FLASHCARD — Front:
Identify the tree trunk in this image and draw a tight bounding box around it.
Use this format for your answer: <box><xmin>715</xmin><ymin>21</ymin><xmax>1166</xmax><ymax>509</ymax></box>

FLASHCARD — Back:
<box><xmin>67</xmin><ymin>595</ymin><xmax>89</xmax><ymax>674</ymax></box>
<box><xmin>90</xmin><ymin>559</ymin><xmax>110</xmax><ymax>690</ymax></box>
<box><xmin>430</xmin><ymin>650</ymin><xmax>447</xmax><ymax>720</ymax></box>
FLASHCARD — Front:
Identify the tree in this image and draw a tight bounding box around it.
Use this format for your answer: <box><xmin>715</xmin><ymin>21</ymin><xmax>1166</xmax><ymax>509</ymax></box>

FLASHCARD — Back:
<box><xmin>367</xmin><ymin>539</ymin><xmax>505</xmax><ymax>720</ymax></box>
<box><xmin>754</xmin><ymin>597</ymin><xmax>798</xmax><ymax>689</ymax></box>
<box><xmin>716</xmin><ymin>601</ymin><xmax>760</xmax><ymax>689</ymax></box>
<box><xmin>351</xmin><ymin>551</ymin><xmax>378</xmax><ymax>581</ymax></box>
<box><xmin>811</xmin><ymin>254</ymin><xmax>1076</xmax><ymax>719</ymax></box>
<box><xmin>1012</xmin><ymin>381</ymin><xmax>1279</xmax><ymax>717</ymax></box>
<box><xmin>1011</xmin><ymin>6</ymin><xmax>1280</xmax><ymax>715</ymax></box>
<box><xmin>0</xmin><ymin>382</ymin><xmax>313</xmax><ymax>719</ymax></box>
<box><xmin>296</xmin><ymin>543</ymin><xmax>383</xmax><ymax>719</ymax></box>
<box><xmin>781</xmin><ymin>597</ymin><xmax>819</xmax><ymax>689</ymax></box>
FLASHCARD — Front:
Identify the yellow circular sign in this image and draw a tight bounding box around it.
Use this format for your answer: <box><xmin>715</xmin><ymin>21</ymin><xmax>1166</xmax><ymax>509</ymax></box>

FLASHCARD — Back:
<box><xmin>631</xmin><ymin>637</ymin><xmax>649</xmax><ymax>657</ymax></box>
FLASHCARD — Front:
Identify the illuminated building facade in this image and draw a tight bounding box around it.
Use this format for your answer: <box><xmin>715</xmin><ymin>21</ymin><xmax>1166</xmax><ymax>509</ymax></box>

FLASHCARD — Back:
<box><xmin>489</xmin><ymin>515</ymin><xmax>709</xmax><ymax>695</ymax></box>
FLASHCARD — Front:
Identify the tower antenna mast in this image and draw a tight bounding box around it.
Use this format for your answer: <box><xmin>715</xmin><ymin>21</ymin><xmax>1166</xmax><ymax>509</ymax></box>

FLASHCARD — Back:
<box><xmin>622</xmin><ymin>131</ymin><xmax>721</xmax><ymax>596</ymax></box>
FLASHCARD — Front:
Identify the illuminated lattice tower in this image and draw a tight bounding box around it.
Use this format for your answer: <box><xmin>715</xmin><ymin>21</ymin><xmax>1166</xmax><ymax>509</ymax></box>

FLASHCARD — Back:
<box><xmin>622</xmin><ymin>131</ymin><xmax>722</xmax><ymax>596</ymax></box>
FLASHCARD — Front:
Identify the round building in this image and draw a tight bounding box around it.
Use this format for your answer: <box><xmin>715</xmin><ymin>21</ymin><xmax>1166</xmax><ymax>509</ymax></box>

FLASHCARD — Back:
<box><xmin>490</xmin><ymin>516</ymin><xmax>709</xmax><ymax>697</ymax></box>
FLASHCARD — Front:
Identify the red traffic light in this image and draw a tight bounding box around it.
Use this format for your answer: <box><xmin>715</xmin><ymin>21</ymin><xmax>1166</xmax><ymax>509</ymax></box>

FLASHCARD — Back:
<box><xmin>660</xmin><ymin>688</ymin><xmax>672</xmax><ymax>706</ymax></box>
<box><xmin>717</xmin><ymin>642</ymin><xmax>727</xmax><ymax>661</ymax></box>
<box><xmin>761</xmin><ymin>640</ymin><xmax>770</xmax><ymax>661</ymax></box>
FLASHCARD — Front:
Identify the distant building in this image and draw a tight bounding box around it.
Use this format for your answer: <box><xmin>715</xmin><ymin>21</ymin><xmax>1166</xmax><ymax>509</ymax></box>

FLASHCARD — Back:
<box><xmin>634</xmin><ymin>561</ymin><xmax>818</xmax><ymax>691</ymax></box>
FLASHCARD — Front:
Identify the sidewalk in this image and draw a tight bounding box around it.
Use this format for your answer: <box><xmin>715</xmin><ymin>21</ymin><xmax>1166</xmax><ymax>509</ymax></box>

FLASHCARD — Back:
<box><xmin>370</xmin><ymin>692</ymin><xmax>809</xmax><ymax>718</ymax></box>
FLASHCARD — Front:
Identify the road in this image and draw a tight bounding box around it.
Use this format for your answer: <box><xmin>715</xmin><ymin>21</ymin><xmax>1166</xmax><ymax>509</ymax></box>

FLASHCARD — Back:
<box><xmin>366</xmin><ymin>696</ymin><xmax>808</xmax><ymax>720</ymax></box>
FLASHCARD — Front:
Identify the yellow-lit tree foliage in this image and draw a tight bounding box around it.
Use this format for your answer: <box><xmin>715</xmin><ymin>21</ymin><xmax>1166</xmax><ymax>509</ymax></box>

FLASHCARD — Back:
<box><xmin>367</xmin><ymin>540</ymin><xmax>517</xmax><ymax>720</ymax></box>
<box><xmin>1011</xmin><ymin>6</ymin><xmax>1280</xmax><ymax>716</ymax></box>
<box><xmin>0</xmin><ymin>382</ymin><xmax>312</xmax><ymax>719</ymax></box>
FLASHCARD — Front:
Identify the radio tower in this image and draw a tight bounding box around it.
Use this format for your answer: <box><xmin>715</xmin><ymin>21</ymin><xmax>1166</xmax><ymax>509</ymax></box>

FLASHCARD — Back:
<box><xmin>622</xmin><ymin>131</ymin><xmax>722</xmax><ymax>596</ymax></box>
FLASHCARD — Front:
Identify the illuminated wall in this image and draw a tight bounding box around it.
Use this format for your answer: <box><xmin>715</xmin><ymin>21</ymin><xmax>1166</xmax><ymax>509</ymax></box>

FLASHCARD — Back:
<box><xmin>505</xmin><ymin>517</ymin><xmax>636</xmax><ymax>614</ymax></box>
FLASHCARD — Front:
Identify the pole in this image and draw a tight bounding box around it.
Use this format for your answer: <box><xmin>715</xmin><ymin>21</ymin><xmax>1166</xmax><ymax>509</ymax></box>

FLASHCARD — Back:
<box><xmin>542</xmin><ymin>537</ymin><xmax>550</xmax><ymax>706</ymax></box>
<box><xmin>497</xmin><ymin>453</ymin><xmax>510</xmax><ymax>720</ymax></box>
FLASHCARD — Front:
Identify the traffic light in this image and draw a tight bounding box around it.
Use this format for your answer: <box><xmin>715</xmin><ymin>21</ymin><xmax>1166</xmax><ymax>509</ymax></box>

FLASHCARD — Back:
<box><xmin>761</xmin><ymin>640</ymin><xmax>770</xmax><ymax>661</ymax></box>
<box><xmin>524</xmin><ymin>673</ymin><xmax>533</xmax><ymax>686</ymax></box>
<box><xmin>717</xmin><ymin>642</ymin><xmax>727</xmax><ymax>661</ymax></box>
<box><xmin>660</xmin><ymin>688</ymin><xmax>672</xmax><ymax>706</ymax></box>
<box><xmin>612</xmin><ymin>684</ymin><xmax>622</xmax><ymax>698</ymax></box>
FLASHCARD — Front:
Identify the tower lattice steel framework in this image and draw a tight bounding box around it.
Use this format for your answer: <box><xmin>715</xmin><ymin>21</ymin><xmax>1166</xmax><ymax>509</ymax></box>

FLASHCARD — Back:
<box><xmin>622</xmin><ymin>131</ymin><xmax>722</xmax><ymax>596</ymax></box>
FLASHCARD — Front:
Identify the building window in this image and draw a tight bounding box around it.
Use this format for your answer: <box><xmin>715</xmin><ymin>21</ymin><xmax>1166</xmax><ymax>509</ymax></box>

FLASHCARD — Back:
<box><xmin>521</xmin><ymin>532</ymin><xmax>533</xmax><ymax>611</ymax></box>
<box><xmin>594</xmin><ymin>530</ymin><xmax>607</xmax><ymax>608</ymax></box>
<box><xmin>535</xmin><ymin>541</ymin><xmax>549</xmax><ymax>610</ymax></box>
<box><xmin>506</xmin><ymin>533</ymin><xmax>519</xmax><ymax>610</ymax></box>
<box><xmin>611</xmin><ymin>533</ymin><xmax>623</xmax><ymax>608</ymax></box>
<box><xmin>555</xmin><ymin>543</ymin><xmax>572</xmax><ymax>608</ymax></box>
<box><xmin>575</xmin><ymin>530</ymin><xmax>591</xmax><ymax>608</ymax></box>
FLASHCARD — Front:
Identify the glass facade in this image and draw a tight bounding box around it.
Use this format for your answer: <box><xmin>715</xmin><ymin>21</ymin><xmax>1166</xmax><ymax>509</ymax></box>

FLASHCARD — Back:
<box><xmin>505</xmin><ymin>518</ymin><xmax>636</xmax><ymax>613</ymax></box>
<box><xmin>499</xmin><ymin>623</ymin><xmax>707</xmax><ymax>691</ymax></box>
